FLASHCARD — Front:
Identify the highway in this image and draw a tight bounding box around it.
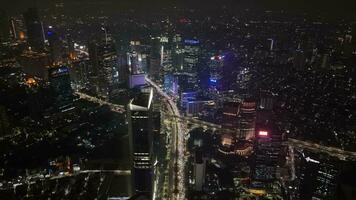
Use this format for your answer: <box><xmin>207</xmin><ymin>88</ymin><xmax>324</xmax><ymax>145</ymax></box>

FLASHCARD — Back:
<box><xmin>146</xmin><ymin>77</ymin><xmax>186</xmax><ymax>200</ymax></box>
<box><xmin>287</xmin><ymin>138</ymin><xmax>356</xmax><ymax>161</ymax></box>
<box><xmin>79</xmin><ymin>170</ymin><xmax>131</xmax><ymax>175</ymax></box>
<box><xmin>75</xmin><ymin>91</ymin><xmax>126</xmax><ymax>113</ymax></box>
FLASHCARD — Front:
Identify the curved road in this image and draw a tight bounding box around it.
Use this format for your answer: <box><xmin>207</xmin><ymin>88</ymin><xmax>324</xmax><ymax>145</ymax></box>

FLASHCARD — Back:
<box><xmin>146</xmin><ymin>77</ymin><xmax>186</xmax><ymax>200</ymax></box>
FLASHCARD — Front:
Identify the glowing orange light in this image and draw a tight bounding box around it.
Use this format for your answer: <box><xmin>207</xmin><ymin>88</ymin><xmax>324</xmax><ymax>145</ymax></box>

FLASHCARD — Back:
<box><xmin>19</xmin><ymin>31</ymin><xmax>25</xmax><ymax>40</ymax></box>
<box><xmin>25</xmin><ymin>77</ymin><xmax>37</xmax><ymax>86</ymax></box>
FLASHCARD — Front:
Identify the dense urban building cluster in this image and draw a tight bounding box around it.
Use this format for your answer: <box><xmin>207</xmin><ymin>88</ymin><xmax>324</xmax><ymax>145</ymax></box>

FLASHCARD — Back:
<box><xmin>0</xmin><ymin>1</ymin><xmax>355</xmax><ymax>200</ymax></box>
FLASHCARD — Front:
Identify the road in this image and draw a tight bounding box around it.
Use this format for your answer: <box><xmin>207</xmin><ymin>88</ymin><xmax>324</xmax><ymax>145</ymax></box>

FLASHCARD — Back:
<box><xmin>287</xmin><ymin>138</ymin><xmax>356</xmax><ymax>161</ymax></box>
<box><xmin>79</xmin><ymin>170</ymin><xmax>131</xmax><ymax>175</ymax></box>
<box><xmin>75</xmin><ymin>91</ymin><xmax>125</xmax><ymax>113</ymax></box>
<box><xmin>146</xmin><ymin>77</ymin><xmax>186</xmax><ymax>200</ymax></box>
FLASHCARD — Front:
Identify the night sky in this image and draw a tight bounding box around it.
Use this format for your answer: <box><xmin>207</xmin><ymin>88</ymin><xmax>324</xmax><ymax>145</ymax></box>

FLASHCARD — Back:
<box><xmin>1</xmin><ymin>0</ymin><xmax>356</xmax><ymax>19</ymax></box>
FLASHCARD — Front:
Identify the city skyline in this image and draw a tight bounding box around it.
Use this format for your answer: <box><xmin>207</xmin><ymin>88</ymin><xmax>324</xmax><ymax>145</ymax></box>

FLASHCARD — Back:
<box><xmin>0</xmin><ymin>1</ymin><xmax>355</xmax><ymax>200</ymax></box>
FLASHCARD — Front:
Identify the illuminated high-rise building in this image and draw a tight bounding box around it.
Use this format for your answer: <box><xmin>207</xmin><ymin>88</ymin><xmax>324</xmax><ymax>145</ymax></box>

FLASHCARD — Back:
<box><xmin>152</xmin><ymin>36</ymin><xmax>172</xmax><ymax>73</ymax></box>
<box><xmin>128</xmin><ymin>88</ymin><xmax>154</xmax><ymax>197</ymax></box>
<box><xmin>295</xmin><ymin>152</ymin><xmax>340</xmax><ymax>200</ymax></box>
<box><xmin>253</xmin><ymin>110</ymin><xmax>281</xmax><ymax>183</ymax></box>
<box><xmin>89</xmin><ymin>40</ymin><xmax>119</xmax><ymax>99</ymax></box>
<box><xmin>23</xmin><ymin>8</ymin><xmax>45</xmax><ymax>52</ymax></box>
<box><xmin>208</xmin><ymin>54</ymin><xmax>224</xmax><ymax>91</ymax></box>
<box><xmin>128</xmin><ymin>40</ymin><xmax>149</xmax><ymax>75</ymax></box>
<box><xmin>239</xmin><ymin>99</ymin><xmax>256</xmax><ymax>140</ymax></box>
<box><xmin>183</xmin><ymin>39</ymin><xmax>200</xmax><ymax>87</ymax></box>
<box><xmin>71</xmin><ymin>59</ymin><xmax>89</xmax><ymax>90</ymax></box>
<box><xmin>172</xmin><ymin>34</ymin><xmax>184</xmax><ymax>72</ymax></box>
<box><xmin>163</xmin><ymin>74</ymin><xmax>178</xmax><ymax>96</ymax></box>
<box><xmin>252</xmin><ymin>98</ymin><xmax>277</xmax><ymax>188</ymax></box>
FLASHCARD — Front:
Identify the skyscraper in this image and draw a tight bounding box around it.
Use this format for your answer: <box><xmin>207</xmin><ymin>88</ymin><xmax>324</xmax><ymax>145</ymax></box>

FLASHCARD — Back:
<box><xmin>128</xmin><ymin>88</ymin><xmax>154</xmax><ymax>196</ymax></box>
<box><xmin>47</xmin><ymin>29</ymin><xmax>63</xmax><ymax>64</ymax></box>
<box><xmin>71</xmin><ymin>59</ymin><xmax>89</xmax><ymax>90</ymax></box>
<box><xmin>128</xmin><ymin>40</ymin><xmax>149</xmax><ymax>75</ymax></box>
<box><xmin>23</xmin><ymin>8</ymin><xmax>45</xmax><ymax>52</ymax></box>
<box><xmin>48</xmin><ymin>65</ymin><xmax>73</xmax><ymax>110</ymax></box>
<box><xmin>183</xmin><ymin>39</ymin><xmax>200</xmax><ymax>87</ymax></box>
<box><xmin>208</xmin><ymin>54</ymin><xmax>224</xmax><ymax>91</ymax></box>
<box><xmin>89</xmin><ymin>40</ymin><xmax>119</xmax><ymax>99</ymax></box>
<box><xmin>296</xmin><ymin>152</ymin><xmax>340</xmax><ymax>200</ymax></box>
<box><xmin>253</xmin><ymin>110</ymin><xmax>281</xmax><ymax>183</ymax></box>
<box><xmin>193</xmin><ymin>149</ymin><xmax>206</xmax><ymax>191</ymax></box>
<box><xmin>148</xmin><ymin>56</ymin><xmax>161</xmax><ymax>81</ymax></box>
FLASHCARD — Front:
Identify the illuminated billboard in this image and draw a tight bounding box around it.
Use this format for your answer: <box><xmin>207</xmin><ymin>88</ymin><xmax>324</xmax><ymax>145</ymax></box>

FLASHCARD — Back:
<box><xmin>258</xmin><ymin>130</ymin><xmax>268</xmax><ymax>137</ymax></box>
<box><xmin>49</xmin><ymin>66</ymin><xmax>69</xmax><ymax>77</ymax></box>
<box><xmin>184</xmin><ymin>39</ymin><xmax>199</xmax><ymax>45</ymax></box>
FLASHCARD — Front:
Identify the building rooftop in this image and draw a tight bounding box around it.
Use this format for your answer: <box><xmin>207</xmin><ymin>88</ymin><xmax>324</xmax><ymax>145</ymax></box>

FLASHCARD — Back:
<box><xmin>129</xmin><ymin>88</ymin><xmax>153</xmax><ymax>111</ymax></box>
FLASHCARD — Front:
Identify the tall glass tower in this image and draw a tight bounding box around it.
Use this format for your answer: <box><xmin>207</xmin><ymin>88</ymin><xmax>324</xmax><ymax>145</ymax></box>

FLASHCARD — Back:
<box><xmin>127</xmin><ymin>88</ymin><xmax>154</xmax><ymax>197</ymax></box>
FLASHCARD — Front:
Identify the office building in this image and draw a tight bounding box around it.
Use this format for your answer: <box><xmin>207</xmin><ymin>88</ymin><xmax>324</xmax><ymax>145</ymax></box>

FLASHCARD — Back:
<box><xmin>70</xmin><ymin>59</ymin><xmax>89</xmax><ymax>90</ymax></box>
<box><xmin>128</xmin><ymin>88</ymin><xmax>154</xmax><ymax>196</ymax></box>
<box><xmin>163</xmin><ymin>74</ymin><xmax>178</xmax><ymax>96</ymax></box>
<box><xmin>172</xmin><ymin>35</ymin><xmax>184</xmax><ymax>72</ymax></box>
<box><xmin>186</xmin><ymin>100</ymin><xmax>210</xmax><ymax>117</ymax></box>
<box><xmin>89</xmin><ymin>40</ymin><xmax>119</xmax><ymax>99</ymax></box>
<box><xmin>180</xmin><ymin>91</ymin><xmax>198</xmax><ymax>109</ymax></box>
<box><xmin>296</xmin><ymin>152</ymin><xmax>340</xmax><ymax>200</ymax></box>
<box><xmin>148</xmin><ymin>55</ymin><xmax>161</xmax><ymax>82</ymax></box>
<box><xmin>239</xmin><ymin>99</ymin><xmax>256</xmax><ymax>140</ymax></box>
<box><xmin>222</xmin><ymin>102</ymin><xmax>240</xmax><ymax>128</ymax></box>
<box><xmin>48</xmin><ymin>65</ymin><xmax>73</xmax><ymax>110</ymax></box>
<box><xmin>208</xmin><ymin>54</ymin><xmax>224</xmax><ymax>91</ymax></box>
<box><xmin>253</xmin><ymin>111</ymin><xmax>281</xmax><ymax>182</ymax></box>
<box><xmin>183</xmin><ymin>39</ymin><xmax>200</xmax><ymax>87</ymax></box>
<box><xmin>128</xmin><ymin>40</ymin><xmax>150</xmax><ymax>74</ymax></box>
<box><xmin>193</xmin><ymin>149</ymin><xmax>206</xmax><ymax>191</ymax></box>
<box><xmin>117</xmin><ymin>52</ymin><xmax>129</xmax><ymax>84</ymax></box>
<box><xmin>23</xmin><ymin>8</ymin><xmax>45</xmax><ymax>51</ymax></box>
<box><xmin>47</xmin><ymin>29</ymin><xmax>63</xmax><ymax>64</ymax></box>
